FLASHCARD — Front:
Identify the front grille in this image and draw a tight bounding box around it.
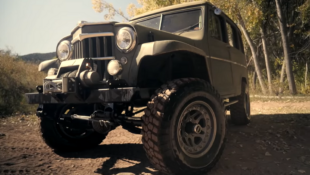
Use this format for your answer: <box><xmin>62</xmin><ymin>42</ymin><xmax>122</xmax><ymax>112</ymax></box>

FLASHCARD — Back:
<box><xmin>72</xmin><ymin>36</ymin><xmax>113</xmax><ymax>59</ymax></box>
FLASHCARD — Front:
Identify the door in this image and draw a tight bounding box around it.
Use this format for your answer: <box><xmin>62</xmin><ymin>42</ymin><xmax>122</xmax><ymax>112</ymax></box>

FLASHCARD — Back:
<box><xmin>226</xmin><ymin>20</ymin><xmax>247</xmax><ymax>95</ymax></box>
<box><xmin>207</xmin><ymin>11</ymin><xmax>234</xmax><ymax>95</ymax></box>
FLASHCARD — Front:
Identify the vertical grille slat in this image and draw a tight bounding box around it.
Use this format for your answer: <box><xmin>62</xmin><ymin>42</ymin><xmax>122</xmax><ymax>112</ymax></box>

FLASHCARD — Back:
<box><xmin>88</xmin><ymin>38</ymin><xmax>93</xmax><ymax>58</ymax></box>
<box><xmin>83</xmin><ymin>39</ymin><xmax>89</xmax><ymax>58</ymax></box>
<box><xmin>96</xmin><ymin>37</ymin><xmax>101</xmax><ymax>57</ymax></box>
<box><xmin>78</xmin><ymin>42</ymin><xmax>81</xmax><ymax>58</ymax></box>
<box><xmin>91</xmin><ymin>38</ymin><xmax>96</xmax><ymax>58</ymax></box>
<box><xmin>95</xmin><ymin>37</ymin><xmax>102</xmax><ymax>79</ymax></box>
<box><xmin>79</xmin><ymin>41</ymin><xmax>82</xmax><ymax>58</ymax></box>
<box><xmin>106</xmin><ymin>36</ymin><xmax>113</xmax><ymax>56</ymax></box>
<box><xmin>103</xmin><ymin>37</ymin><xmax>109</xmax><ymax>81</ymax></box>
<box><xmin>72</xmin><ymin>43</ymin><xmax>75</xmax><ymax>58</ymax></box>
<box><xmin>74</xmin><ymin>42</ymin><xmax>77</xmax><ymax>58</ymax></box>
<box><xmin>103</xmin><ymin>37</ymin><xmax>107</xmax><ymax>57</ymax></box>
<box><xmin>99</xmin><ymin>37</ymin><xmax>104</xmax><ymax>57</ymax></box>
<box><xmin>76</xmin><ymin>42</ymin><xmax>78</xmax><ymax>58</ymax></box>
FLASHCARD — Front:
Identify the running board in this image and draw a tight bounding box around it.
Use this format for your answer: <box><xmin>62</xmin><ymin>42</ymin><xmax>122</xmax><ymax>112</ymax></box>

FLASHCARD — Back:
<box><xmin>224</xmin><ymin>100</ymin><xmax>238</xmax><ymax>107</ymax></box>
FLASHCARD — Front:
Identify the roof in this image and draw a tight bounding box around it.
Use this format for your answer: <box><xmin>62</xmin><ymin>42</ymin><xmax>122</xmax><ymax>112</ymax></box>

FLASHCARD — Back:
<box><xmin>130</xmin><ymin>1</ymin><xmax>211</xmax><ymax>21</ymax></box>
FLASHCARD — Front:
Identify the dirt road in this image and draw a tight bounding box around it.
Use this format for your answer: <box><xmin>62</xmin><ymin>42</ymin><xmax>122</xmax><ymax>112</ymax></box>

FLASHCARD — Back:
<box><xmin>0</xmin><ymin>100</ymin><xmax>310</xmax><ymax>175</ymax></box>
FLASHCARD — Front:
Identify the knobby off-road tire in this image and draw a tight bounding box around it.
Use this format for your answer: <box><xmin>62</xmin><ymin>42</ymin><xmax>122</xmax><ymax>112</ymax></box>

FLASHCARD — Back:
<box><xmin>230</xmin><ymin>81</ymin><xmax>251</xmax><ymax>125</ymax></box>
<box><xmin>39</xmin><ymin>105</ymin><xmax>107</xmax><ymax>151</ymax></box>
<box><xmin>142</xmin><ymin>78</ymin><xmax>226</xmax><ymax>175</ymax></box>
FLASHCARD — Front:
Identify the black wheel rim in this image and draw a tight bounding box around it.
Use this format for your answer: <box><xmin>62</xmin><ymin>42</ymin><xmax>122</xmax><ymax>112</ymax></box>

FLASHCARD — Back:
<box><xmin>57</xmin><ymin>105</ymin><xmax>94</xmax><ymax>139</ymax></box>
<box><xmin>177</xmin><ymin>101</ymin><xmax>217</xmax><ymax>158</ymax></box>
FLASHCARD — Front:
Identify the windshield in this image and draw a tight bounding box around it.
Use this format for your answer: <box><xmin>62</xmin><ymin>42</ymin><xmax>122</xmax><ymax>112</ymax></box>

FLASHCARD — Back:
<box><xmin>136</xmin><ymin>9</ymin><xmax>202</xmax><ymax>33</ymax></box>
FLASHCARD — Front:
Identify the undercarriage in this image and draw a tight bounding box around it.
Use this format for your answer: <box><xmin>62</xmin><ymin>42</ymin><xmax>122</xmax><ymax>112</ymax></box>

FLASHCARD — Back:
<box><xmin>36</xmin><ymin>101</ymin><xmax>145</xmax><ymax>134</ymax></box>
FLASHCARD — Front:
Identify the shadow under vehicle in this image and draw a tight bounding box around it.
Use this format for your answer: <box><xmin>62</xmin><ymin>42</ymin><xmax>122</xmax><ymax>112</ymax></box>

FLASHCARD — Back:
<box><xmin>25</xmin><ymin>1</ymin><xmax>250</xmax><ymax>174</ymax></box>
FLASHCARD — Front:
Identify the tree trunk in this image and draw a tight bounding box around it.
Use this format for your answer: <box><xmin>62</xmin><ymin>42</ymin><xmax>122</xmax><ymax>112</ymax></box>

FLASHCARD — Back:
<box><xmin>279</xmin><ymin>60</ymin><xmax>286</xmax><ymax>94</ymax></box>
<box><xmin>306</xmin><ymin>62</ymin><xmax>308</xmax><ymax>89</ymax></box>
<box><xmin>236</xmin><ymin>13</ymin><xmax>267</xmax><ymax>94</ymax></box>
<box><xmin>275</xmin><ymin>0</ymin><xmax>297</xmax><ymax>94</ymax></box>
<box><xmin>252</xmin><ymin>71</ymin><xmax>257</xmax><ymax>90</ymax></box>
<box><xmin>260</xmin><ymin>26</ymin><xmax>273</xmax><ymax>95</ymax></box>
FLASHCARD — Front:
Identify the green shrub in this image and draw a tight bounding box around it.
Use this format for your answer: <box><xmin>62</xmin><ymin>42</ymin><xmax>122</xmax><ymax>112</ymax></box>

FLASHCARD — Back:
<box><xmin>0</xmin><ymin>50</ymin><xmax>46</xmax><ymax>115</ymax></box>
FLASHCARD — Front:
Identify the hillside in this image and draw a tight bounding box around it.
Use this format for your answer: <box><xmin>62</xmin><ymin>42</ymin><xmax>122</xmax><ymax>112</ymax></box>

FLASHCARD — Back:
<box><xmin>20</xmin><ymin>52</ymin><xmax>55</xmax><ymax>63</ymax></box>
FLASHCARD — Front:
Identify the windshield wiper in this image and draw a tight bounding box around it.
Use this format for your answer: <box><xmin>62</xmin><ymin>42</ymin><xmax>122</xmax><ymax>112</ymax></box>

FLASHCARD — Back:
<box><xmin>176</xmin><ymin>22</ymin><xmax>200</xmax><ymax>35</ymax></box>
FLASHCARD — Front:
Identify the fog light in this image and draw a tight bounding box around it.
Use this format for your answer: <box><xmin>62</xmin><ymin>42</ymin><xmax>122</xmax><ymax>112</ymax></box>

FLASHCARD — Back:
<box><xmin>107</xmin><ymin>60</ymin><xmax>123</xmax><ymax>76</ymax></box>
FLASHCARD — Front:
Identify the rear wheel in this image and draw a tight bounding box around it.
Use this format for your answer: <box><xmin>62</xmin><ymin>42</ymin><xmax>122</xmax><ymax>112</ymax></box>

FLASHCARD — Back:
<box><xmin>230</xmin><ymin>81</ymin><xmax>251</xmax><ymax>125</ymax></box>
<box><xmin>142</xmin><ymin>78</ymin><xmax>226</xmax><ymax>175</ymax></box>
<box><xmin>39</xmin><ymin>104</ymin><xmax>107</xmax><ymax>151</ymax></box>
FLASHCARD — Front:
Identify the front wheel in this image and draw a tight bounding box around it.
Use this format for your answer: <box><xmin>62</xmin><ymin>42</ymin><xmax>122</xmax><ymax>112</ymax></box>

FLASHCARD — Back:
<box><xmin>39</xmin><ymin>104</ymin><xmax>107</xmax><ymax>151</ymax></box>
<box><xmin>142</xmin><ymin>78</ymin><xmax>226</xmax><ymax>175</ymax></box>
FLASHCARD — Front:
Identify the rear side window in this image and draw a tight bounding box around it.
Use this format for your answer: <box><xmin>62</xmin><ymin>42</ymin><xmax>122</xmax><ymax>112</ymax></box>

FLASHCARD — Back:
<box><xmin>226</xmin><ymin>23</ymin><xmax>235</xmax><ymax>47</ymax></box>
<box><xmin>208</xmin><ymin>13</ymin><xmax>222</xmax><ymax>40</ymax></box>
<box><xmin>226</xmin><ymin>22</ymin><xmax>240</xmax><ymax>50</ymax></box>
<box><xmin>238</xmin><ymin>34</ymin><xmax>244</xmax><ymax>52</ymax></box>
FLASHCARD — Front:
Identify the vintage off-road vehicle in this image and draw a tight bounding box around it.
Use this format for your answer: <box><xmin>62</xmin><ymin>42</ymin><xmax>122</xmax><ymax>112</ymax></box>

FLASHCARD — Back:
<box><xmin>25</xmin><ymin>1</ymin><xmax>250</xmax><ymax>174</ymax></box>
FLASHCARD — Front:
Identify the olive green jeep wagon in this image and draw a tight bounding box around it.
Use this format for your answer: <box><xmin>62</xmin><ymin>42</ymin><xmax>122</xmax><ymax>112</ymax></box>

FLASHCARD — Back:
<box><xmin>25</xmin><ymin>1</ymin><xmax>250</xmax><ymax>174</ymax></box>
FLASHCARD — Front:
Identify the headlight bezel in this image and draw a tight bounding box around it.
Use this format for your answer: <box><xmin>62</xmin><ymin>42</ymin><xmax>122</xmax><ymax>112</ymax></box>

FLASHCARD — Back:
<box><xmin>57</xmin><ymin>40</ymin><xmax>73</xmax><ymax>61</ymax></box>
<box><xmin>116</xmin><ymin>27</ymin><xmax>137</xmax><ymax>53</ymax></box>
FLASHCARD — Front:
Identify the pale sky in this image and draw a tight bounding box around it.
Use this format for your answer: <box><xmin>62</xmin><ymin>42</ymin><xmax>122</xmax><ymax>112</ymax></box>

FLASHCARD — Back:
<box><xmin>0</xmin><ymin>0</ymin><xmax>137</xmax><ymax>55</ymax></box>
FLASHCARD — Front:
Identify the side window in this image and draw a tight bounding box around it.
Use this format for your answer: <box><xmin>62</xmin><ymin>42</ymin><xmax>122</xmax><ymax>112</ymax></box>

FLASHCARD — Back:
<box><xmin>238</xmin><ymin>33</ymin><xmax>244</xmax><ymax>53</ymax></box>
<box><xmin>226</xmin><ymin>22</ymin><xmax>240</xmax><ymax>50</ymax></box>
<box><xmin>208</xmin><ymin>13</ymin><xmax>222</xmax><ymax>40</ymax></box>
<box><xmin>226</xmin><ymin>23</ymin><xmax>234</xmax><ymax>47</ymax></box>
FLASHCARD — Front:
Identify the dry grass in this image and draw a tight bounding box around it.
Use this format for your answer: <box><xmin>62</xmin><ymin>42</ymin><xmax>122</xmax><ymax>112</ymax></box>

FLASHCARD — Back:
<box><xmin>0</xmin><ymin>50</ymin><xmax>46</xmax><ymax>115</ymax></box>
<box><xmin>250</xmin><ymin>100</ymin><xmax>310</xmax><ymax>114</ymax></box>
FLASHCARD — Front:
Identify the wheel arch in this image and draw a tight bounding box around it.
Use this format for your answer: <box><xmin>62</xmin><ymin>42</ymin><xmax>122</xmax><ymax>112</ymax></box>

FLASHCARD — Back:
<box><xmin>129</xmin><ymin>40</ymin><xmax>212</xmax><ymax>88</ymax></box>
<box><xmin>137</xmin><ymin>51</ymin><xmax>211</xmax><ymax>88</ymax></box>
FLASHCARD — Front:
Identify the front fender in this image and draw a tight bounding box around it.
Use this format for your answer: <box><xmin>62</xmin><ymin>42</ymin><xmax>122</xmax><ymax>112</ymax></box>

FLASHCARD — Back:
<box><xmin>127</xmin><ymin>40</ymin><xmax>208</xmax><ymax>86</ymax></box>
<box><xmin>38</xmin><ymin>59</ymin><xmax>60</xmax><ymax>72</ymax></box>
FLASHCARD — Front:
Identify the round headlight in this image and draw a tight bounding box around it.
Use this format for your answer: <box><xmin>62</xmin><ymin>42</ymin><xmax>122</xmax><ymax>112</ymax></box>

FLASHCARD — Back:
<box><xmin>107</xmin><ymin>60</ymin><xmax>123</xmax><ymax>76</ymax></box>
<box><xmin>57</xmin><ymin>40</ymin><xmax>72</xmax><ymax>61</ymax></box>
<box><xmin>116</xmin><ymin>27</ymin><xmax>136</xmax><ymax>52</ymax></box>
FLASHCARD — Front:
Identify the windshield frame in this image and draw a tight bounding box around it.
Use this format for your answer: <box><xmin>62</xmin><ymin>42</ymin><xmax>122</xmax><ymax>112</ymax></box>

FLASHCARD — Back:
<box><xmin>132</xmin><ymin>6</ymin><xmax>205</xmax><ymax>34</ymax></box>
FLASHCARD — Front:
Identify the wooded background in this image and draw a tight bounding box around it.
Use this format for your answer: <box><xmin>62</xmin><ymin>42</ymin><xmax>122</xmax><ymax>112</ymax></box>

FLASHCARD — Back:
<box><xmin>92</xmin><ymin>0</ymin><xmax>310</xmax><ymax>95</ymax></box>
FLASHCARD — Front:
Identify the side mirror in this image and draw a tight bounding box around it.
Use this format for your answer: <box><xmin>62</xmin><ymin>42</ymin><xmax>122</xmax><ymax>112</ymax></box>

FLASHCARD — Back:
<box><xmin>214</xmin><ymin>8</ymin><xmax>222</xmax><ymax>15</ymax></box>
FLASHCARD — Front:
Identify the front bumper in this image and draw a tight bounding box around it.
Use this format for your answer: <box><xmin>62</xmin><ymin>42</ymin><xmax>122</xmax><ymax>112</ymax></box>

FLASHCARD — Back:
<box><xmin>25</xmin><ymin>87</ymin><xmax>137</xmax><ymax>104</ymax></box>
